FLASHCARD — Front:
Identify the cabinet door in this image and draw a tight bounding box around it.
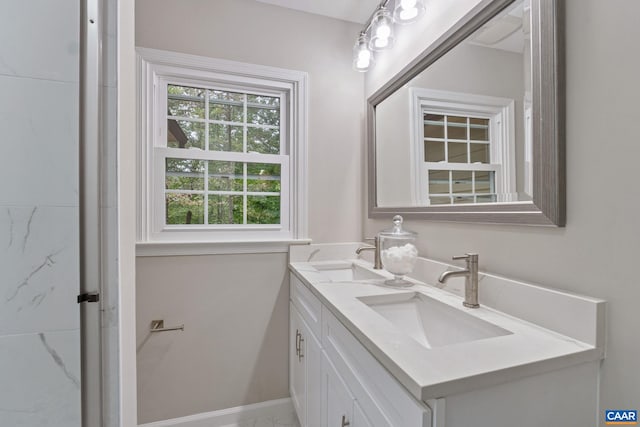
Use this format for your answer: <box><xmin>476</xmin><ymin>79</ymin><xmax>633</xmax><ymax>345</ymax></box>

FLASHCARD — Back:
<box><xmin>290</xmin><ymin>303</ymin><xmax>307</xmax><ymax>425</ymax></box>
<box><xmin>306</xmin><ymin>326</ymin><xmax>322</xmax><ymax>427</ymax></box>
<box><xmin>353</xmin><ymin>402</ymin><xmax>374</xmax><ymax>427</ymax></box>
<box><xmin>323</xmin><ymin>355</ymin><xmax>354</xmax><ymax>427</ymax></box>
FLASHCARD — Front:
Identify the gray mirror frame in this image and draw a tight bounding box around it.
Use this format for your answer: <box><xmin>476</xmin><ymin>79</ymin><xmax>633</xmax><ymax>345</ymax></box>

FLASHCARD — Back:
<box><xmin>367</xmin><ymin>0</ymin><xmax>565</xmax><ymax>226</ymax></box>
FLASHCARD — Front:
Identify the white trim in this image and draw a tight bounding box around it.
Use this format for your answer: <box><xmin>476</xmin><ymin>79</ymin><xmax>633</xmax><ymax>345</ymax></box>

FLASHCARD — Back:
<box><xmin>118</xmin><ymin>0</ymin><xmax>138</xmax><ymax>425</ymax></box>
<box><xmin>137</xmin><ymin>48</ymin><xmax>308</xmax><ymax>243</ymax></box>
<box><xmin>523</xmin><ymin>95</ymin><xmax>533</xmax><ymax>197</ymax></box>
<box><xmin>427</xmin><ymin>398</ymin><xmax>446</xmax><ymax>427</ymax></box>
<box><xmin>153</xmin><ymin>80</ymin><xmax>289</xmax><ymax>237</ymax></box>
<box><xmin>136</xmin><ymin>239</ymin><xmax>311</xmax><ymax>257</ymax></box>
<box><xmin>138</xmin><ymin>398</ymin><xmax>297</xmax><ymax>427</ymax></box>
<box><xmin>409</xmin><ymin>87</ymin><xmax>516</xmax><ymax>205</ymax></box>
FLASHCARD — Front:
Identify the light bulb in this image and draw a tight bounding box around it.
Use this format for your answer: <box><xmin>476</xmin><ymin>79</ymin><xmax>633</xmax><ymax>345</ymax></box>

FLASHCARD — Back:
<box><xmin>374</xmin><ymin>37</ymin><xmax>389</xmax><ymax>49</ymax></box>
<box><xmin>375</xmin><ymin>23</ymin><xmax>391</xmax><ymax>39</ymax></box>
<box><xmin>358</xmin><ymin>49</ymin><xmax>371</xmax><ymax>63</ymax></box>
<box><xmin>399</xmin><ymin>7</ymin><xmax>418</xmax><ymax>21</ymax></box>
<box><xmin>356</xmin><ymin>58</ymin><xmax>370</xmax><ymax>69</ymax></box>
<box><xmin>394</xmin><ymin>0</ymin><xmax>425</xmax><ymax>24</ymax></box>
<box><xmin>400</xmin><ymin>0</ymin><xmax>417</xmax><ymax>8</ymax></box>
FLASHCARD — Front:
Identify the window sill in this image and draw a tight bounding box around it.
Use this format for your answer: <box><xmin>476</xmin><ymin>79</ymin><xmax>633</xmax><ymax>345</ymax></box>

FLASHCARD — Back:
<box><xmin>136</xmin><ymin>239</ymin><xmax>312</xmax><ymax>257</ymax></box>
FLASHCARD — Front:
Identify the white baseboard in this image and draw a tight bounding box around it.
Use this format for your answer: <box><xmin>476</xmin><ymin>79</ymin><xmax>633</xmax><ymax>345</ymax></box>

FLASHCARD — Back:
<box><xmin>138</xmin><ymin>398</ymin><xmax>299</xmax><ymax>427</ymax></box>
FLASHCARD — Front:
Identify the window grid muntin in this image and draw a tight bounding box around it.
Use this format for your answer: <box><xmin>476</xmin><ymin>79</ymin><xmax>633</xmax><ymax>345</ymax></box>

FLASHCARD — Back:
<box><xmin>427</xmin><ymin>167</ymin><xmax>497</xmax><ymax>204</ymax></box>
<box><xmin>164</xmin><ymin>156</ymin><xmax>283</xmax><ymax>226</ymax></box>
<box><xmin>166</xmin><ymin>91</ymin><xmax>281</xmax><ymax>151</ymax></box>
<box><xmin>424</xmin><ymin>111</ymin><xmax>491</xmax><ymax>164</ymax></box>
<box><xmin>164</xmin><ymin>166</ymin><xmax>283</xmax><ymax>226</ymax></box>
<box><xmin>423</xmin><ymin>108</ymin><xmax>495</xmax><ymax>205</ymax></box>
<box><xmin>163</xmin><ymin>81</ymin><xmax>285</xmax><ymax>227</ymax></box>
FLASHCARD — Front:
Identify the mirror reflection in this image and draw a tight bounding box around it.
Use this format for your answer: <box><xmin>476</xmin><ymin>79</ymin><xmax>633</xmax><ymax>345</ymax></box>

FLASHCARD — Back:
<box><xmin>376</xmin><ymin>0</ymin><xmax>532</xmax><ymax>207</ymax></box>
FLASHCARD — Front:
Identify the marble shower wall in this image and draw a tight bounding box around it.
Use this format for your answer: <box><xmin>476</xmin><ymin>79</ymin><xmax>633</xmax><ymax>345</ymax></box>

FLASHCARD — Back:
<box><xmin>0</xmin><ymin>0</ymin><xmax>82</xmax><ymax>425</ymax></box>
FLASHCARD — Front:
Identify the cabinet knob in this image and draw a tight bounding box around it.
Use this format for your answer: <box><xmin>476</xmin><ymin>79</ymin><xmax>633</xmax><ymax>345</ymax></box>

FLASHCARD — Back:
<box><xmin>295</xmin><ymin>329</ymin><xmax>301</xmax><ymax>356</ymax></box>
<box><xmin>341</xmin><ymin>415</ymin><xmax>350</xmax><ymax>427</ymax></box>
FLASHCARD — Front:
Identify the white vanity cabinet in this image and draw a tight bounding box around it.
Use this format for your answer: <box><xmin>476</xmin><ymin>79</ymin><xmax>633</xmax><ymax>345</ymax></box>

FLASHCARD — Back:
<box><xmin>290</xmin><ymin>273</ymin><xmax>432</xmax><ymax>427</ymax></box>
<box><xmin>290</xmin><ymin>306</ymin><xmax>322</xmax><ymax>427</ymax></box>
<box><xmin>321</xmin><ymin>305</ymin><xmax>432</xmax><ymax>427</ymax></box>
<box><xmin>322</xmin><ymin>354</ymin><xmax>373</xmax><ymax>427</ymax></box>
<box><xmin>289</xmin><ymin>246</ymin><xmax>605</xmax><ymax>427</ymax></box>
<box><xmin>353</xmin><ymin>402</ymin><xmax>374</xmax><ymax>427</ymax></box>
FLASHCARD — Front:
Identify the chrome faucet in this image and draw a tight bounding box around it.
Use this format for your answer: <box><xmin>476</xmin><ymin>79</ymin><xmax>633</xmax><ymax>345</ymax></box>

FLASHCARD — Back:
<box><xmin>438</xmin><ymin>253</ymin><xmax>480</xmax><ymax>308</ymax></box>
<box><xmin>356</xmin><ymin>236</ymin><xmax>382</xmax><ymax>269</ymax></box>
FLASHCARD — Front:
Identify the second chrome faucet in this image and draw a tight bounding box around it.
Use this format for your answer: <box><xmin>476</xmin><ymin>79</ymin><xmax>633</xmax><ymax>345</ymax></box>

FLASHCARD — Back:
<box><xmin>355</xmin><ymin>236</ymin><xmax>382</xmax><ymax>269</ymax></box>
<box><xmin>438</xmin><ymin>253</ymin><xmax>480</xmax><ymax>308</ymax></box>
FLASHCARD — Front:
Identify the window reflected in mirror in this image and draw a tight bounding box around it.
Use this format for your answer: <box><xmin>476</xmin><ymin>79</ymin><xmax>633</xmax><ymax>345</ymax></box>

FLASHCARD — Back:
<box><xmin>375</xmin><ymin>0</ymin><xmax>532</xmax><ymax>208</ymax></box>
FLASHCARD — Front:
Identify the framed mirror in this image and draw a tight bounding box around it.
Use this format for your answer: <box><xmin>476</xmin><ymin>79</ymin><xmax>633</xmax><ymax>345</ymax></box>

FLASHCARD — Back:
<box><xmin>367</xmin><ymin>0</ymin><xmax>564</xmax><ymax>226</ymax></box>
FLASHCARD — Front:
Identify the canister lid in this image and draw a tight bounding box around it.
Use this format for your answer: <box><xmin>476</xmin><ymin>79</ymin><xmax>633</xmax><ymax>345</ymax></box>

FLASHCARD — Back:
<box><xmin>379</xmin><ymin>215</ymin><xmax>417</xmax><ymax>238</ymax></box>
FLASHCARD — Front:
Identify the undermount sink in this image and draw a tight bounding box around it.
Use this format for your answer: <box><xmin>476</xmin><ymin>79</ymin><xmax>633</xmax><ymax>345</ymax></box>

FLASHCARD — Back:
<box><xmin>359</xmin><ymin>292</ymin><xmax>511</xmax><ymax>349</ymax></box>
<box><xmin>312</xmin><ymin>262</ymin><xmax>385</xmax><ymax>282</ymax></box>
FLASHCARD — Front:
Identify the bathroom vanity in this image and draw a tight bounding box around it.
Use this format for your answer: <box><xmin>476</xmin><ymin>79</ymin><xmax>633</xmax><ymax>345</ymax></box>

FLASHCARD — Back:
<box><xmin>288</xmin><ymin>244</ymin><xmax>605</xmax><ymax>427</ymax></box>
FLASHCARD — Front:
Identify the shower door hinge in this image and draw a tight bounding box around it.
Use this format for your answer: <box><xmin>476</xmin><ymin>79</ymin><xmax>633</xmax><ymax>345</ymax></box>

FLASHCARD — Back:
<box><xmin>77</xmin><ymin>292</ymin><xmax>100</xmax><ymax>303</ymax></box>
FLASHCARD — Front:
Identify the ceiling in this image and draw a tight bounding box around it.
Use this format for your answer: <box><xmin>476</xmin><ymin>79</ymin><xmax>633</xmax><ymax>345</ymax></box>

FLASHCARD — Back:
<box><xmin>467</xmin><ymin>1</ymin><xmax>527</xmax><ymax>53</ymax></box>
<box><xmin>253</xmin><ymin>0</ymin><xmax>380</xmax><ymax>24</ymax></box>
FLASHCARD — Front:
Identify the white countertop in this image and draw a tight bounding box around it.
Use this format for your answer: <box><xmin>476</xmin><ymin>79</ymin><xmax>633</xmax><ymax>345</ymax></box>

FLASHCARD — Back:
<box><xmin>289</xmin><ymin>256</ymin><xmax>605</xmax><ymax>401</ymax></box>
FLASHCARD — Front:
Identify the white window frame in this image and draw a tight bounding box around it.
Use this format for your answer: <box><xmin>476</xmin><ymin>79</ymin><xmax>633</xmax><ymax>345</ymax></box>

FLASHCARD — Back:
<box><xmin>409</xmin><ymin>88</ymin><xmax>516</xmax><ymax>205</ymax></box>
<box><xmin>136</xmin><ymin>48</ymin><xmax>308</xmax><ymax>252</ymax></box>
<box><xmin>523</xmin><ymin>94</ymin><xmax>533</xmax><ymax>197</ymax></box>
<box><xmin>160</xmin><ymin>80</ymin><xmax>288</xmax><ymax>230</ymax></box>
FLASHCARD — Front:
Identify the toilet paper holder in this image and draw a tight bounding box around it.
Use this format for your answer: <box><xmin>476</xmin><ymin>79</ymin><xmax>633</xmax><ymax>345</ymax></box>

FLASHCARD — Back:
<box><xmin>150</xmin><ymin>319</ymin><xmax>184</xmax><ymax>333</ymax></box>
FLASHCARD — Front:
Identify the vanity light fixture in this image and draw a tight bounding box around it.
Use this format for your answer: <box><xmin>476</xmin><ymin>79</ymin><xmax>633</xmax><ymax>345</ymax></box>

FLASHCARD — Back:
<box><xmin>352</xmin><ymin>0</ymin><xmax>426</xmax><ymax>72</ymax></box>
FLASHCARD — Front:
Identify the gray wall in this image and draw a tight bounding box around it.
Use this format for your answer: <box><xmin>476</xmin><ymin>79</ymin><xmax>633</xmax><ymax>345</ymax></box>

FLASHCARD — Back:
<box><xmin>135</xmin><ymin>0</ymin><xmax>363</xmax><ymax>422</ymax></box>
<box><xmin>136</xmin><ymin>254</ymin><xmax>289</xmax><ymax>422</ymax></box>
<box><xmin>366</xmin><ymin>0</ymin><xmax>640</xmax><ymax>420</ymax></box>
